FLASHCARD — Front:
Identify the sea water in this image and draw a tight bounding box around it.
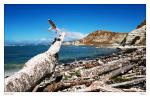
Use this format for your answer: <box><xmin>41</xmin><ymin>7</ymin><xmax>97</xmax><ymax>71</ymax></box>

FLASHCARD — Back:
<box><xmin>4</xmin><ymin>45</ymin><xmax>120</xmax><ymax>74</ymax></box>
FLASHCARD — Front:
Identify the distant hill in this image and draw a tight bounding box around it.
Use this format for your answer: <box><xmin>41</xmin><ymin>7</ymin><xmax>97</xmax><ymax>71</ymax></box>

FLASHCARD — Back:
<box><xmin>63</xmin><ymin>20</ymin><xmax>146</xmax><ymax>46</ymax></box>
<box><xmin>80</xmin><ymin>30</ymin><xmax>127</xmax><ymax>45</ymax></box>
<box><xmin>63</xmin><ymin>30</ymin><xmax>127</xmax><ymax>46</ymax></box>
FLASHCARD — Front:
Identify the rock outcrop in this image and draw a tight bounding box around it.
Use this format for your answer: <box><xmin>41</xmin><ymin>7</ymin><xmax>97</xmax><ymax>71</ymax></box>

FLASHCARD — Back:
<box><xmin>63</xmin><ymin>30</ymin><xmax>127</xmax><ymax>46</ymax></box>
<box><xmin>123</xmin><ymin>20</ymin><xmax>146</xmax><ymax>46</ymax></box>
<box><xmin>136</xmin><ymin>20</ymin><xmax>146</xmax><ymax>29</ymax></box>
<box><xmin>80</xmin><ymin>30</ymin><xmax>127</xmax><ymax>45</ymax></box>
<box><xmin>63</xmin><ymin>40</ymin><xmax>82</xmax><ymax>46</ymax></box>
<box><xmin>32</xmin><ymin>47</ymin><xmax>146</xmax><ymax>92</ymax></box>
<box><xmin>63</xmin><ymin>20</ymin><xmax>146</xmax><ymax>47</ymax></box>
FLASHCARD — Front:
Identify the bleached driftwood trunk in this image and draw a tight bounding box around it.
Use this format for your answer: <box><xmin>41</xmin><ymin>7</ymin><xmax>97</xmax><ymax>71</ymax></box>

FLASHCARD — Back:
<box><xmin>4</xmin><ymin>32</ymin><xmax>65</xmax><ymax>92</ymax></box>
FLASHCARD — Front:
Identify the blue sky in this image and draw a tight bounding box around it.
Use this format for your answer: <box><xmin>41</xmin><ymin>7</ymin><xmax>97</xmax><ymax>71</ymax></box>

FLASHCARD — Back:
<box><xmin>4</xmin><ymin>4</ymin><xmax>146</xmax><ymax>43</ymax></box>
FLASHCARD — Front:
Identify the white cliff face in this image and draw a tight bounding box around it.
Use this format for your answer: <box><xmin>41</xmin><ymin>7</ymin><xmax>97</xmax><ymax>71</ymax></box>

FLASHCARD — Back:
<box><xmin>125</xmin><ymin>25</ymin><xmax>146</xmax><ymax>45</ymax></box>
<box><xmin>63</xmin><ymin>20</ymin><xmax>146</xmax><ymax>46</ymax></box>
<box><xmin>63</xmin><ymin>40</ymin><xmax>83</xmax><ymax>46</ymax></box>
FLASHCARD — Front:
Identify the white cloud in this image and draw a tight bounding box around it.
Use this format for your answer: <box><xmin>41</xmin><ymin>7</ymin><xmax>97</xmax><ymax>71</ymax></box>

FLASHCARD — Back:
<box><xmin>40</xmin><ymin>28</ymin><xmax>88</xmax><ymax>42</ymax></box>
<box><xmin>65</xmin><ymin>31</ymin><xmax>87</xmax><ymax>41</ymax></box>
<box><xmin>57</xmin><ymin>28</ymin><xmax>87</xmax><ymax>41</ymax></box>
<box><xmin>40</xmin><ymin>38</ymin><xmax>47</xmax><ymax>41</ymax></box>
<box><xmin>38</xmin><ymin>38</ymin><xmax>52</xmax><ymax>43</ymax></box>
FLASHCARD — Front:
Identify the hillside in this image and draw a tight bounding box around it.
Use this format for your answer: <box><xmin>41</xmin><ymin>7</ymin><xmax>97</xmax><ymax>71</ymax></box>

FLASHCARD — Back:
<box><xmin>80</xmin><ymin>30</ymin><xmax>127</xmax><ymax>45</ymax></box>
<box><xmin>63</xmin><ymin>30</ymin><xmax>127</xmax><ymax>46</ymax></box>
<box><xmin>63</xmin><ymin>20</ymin><xmax>146</xmax><ymax>46</ymax></box>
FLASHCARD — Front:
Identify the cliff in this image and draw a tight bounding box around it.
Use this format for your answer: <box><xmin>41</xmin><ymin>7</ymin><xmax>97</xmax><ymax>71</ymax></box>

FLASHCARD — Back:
<box><xmin>123</xmin><ymin>20</ymin><xmax>146</xmax><ymax>46</ymax></box>
<box><xmin>63</xmin><ymin>30</ymin><xmax>127</xmax><ymax>46</ymax></box>
<box><xmin>63</xmin><ymin>40</ymin><xmax>82</xmax><ymax>46</ymax></box>
<box><xmin>63</xmin><ymin>20</ymin><xmax>146</xmax><ymax>46</ymax></box>
<box><xmin>80</xmin><ymin>30</ymin><xmax>127</xmax><ymax>45</ymax></box>
<box><xmin>136</xmin><ymin>20</ymin><xmax>146</xmax><ymax>29</ymax></box>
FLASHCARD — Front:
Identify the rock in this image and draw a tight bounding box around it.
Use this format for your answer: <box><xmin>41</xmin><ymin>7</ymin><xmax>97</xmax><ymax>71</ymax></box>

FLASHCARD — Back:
<box><xmin>98</xmin><ymin>59</ymin><xmax>104</xmax><ymax>65</ymax></box>
<box><xmin>72</xmin><ymin>76</ymin><xmax>78</xmax><ymax>80</ymax></box>
<box><xmin>63</xmin><ymin>20</ymin><xmax>146</xmax><ymax>47</ymax></box>
<box><xmin>39</xmin><ymin>47</ymin><xmax>145</xmax><ymax>92</ymax></box>
<box><xmin>63</xmin><ymin>30</ymin><xmax>127</xmax><ymax>46</ymax></box>
<box><xmin>63</xmin><ymin>40</ymin><xmax>83</xmax><ymax>46</ymax></box>
<box><xmin>124</xmin><ymin>20</ymin><xmax>146</xmax><ymax>46</ymax></box>
<box><xmin>136</xmin><ymin>20</ymin><xmax>146</xmax><ymax>29</ymax></box>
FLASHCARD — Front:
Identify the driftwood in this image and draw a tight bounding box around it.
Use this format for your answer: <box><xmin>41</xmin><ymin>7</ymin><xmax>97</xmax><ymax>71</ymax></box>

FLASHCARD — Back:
<box><xmin>76</xmin><ymin>85</ymin><xmax>123</xmax><ymax>92</ymax></box>
<box><xmin>43</xmin><ymin>79</ymin><xmax>93</xmax><ymax>92</ymax></box>
<box><xmin>43</xmin><ymin>47</ymin><xmax>145</xmax><ymax>92</ymax></box>
<box><xmin>76</xmin><ymin>81</ymin><xmax>123</xmax><ymax>92</ymax></box>
<box><xmin>111</xmin><ymin>77</ymin><xmax>146</xmax><ymax>88</ymax></box>
<box><xmin>122</xmin><ymin>74</ymin><xmax>146</xmax><ymax>80</ymax></box>
<box><xmin>55</xmin><ymin>47</ymin><xmax>145</xmax><ymax>92</ymax></box>
<box><xmin>32</xmin><ymin>75</ymin><xmax>56</xmax><ymax>92</ymax></box>
<box><xmin>102</xmin><ymin>64</ymin><xmax>136</xmax><ymax>81</ymax></box>
<box><xmin>76</xmin><ymin>64</ymin><xmax>135</xmax><ymax>92</ymax></box>
<box><xmin>4</xmin><ymin>32</ymin><xmax>65</xmax><ymax>92</ymax></box>
<box><xmin>32</xmin><ymin>74</ymin><xmax>63</xmax><ymax>92</ymax></box>
<box><xmin>81</xmin><ymin>58</ymin><xmax>132</xmax><ymax>78</ymax></box>
<box><xmin>122</xmin><ymin>88</ymin><xmax>145</xmax><ymax>92</ymax></box>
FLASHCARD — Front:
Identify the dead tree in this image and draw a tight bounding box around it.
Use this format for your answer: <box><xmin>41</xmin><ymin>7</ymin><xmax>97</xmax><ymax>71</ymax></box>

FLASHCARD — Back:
<box><xmin>103</xmin><ymin>64</ymin><xmax>136</xmax><ymax>81</ymax></box>
<box><xmin>76</xmin><ymin>64</ymin><xmax>135</xmax><ymax>92</ymax></box>
<box><xmin>76</xmin><ymin>80</ymin><xmax>123</xmax><ymax>92</ymax></box>
<box><xmin>43</xmin><ymin>79</ymin><xmax>93</xmax><ymax>92</ymax></box>
<box><xmin>81</xmin><ymin>58</ymin><xmax>132</xmax><ymax>78</ymax></box>
<box><xmin>4</xmin><ymin>32</ymin><xmax>65</xmax><ymax>92</ymax></box>
<box><xmin>111</xmin><ymin>77</ymin><xmax>146</xmax><ymax>88</ymax></box>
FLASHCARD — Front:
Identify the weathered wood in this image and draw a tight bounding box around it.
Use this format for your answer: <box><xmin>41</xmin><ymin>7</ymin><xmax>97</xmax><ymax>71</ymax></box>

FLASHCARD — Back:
<box><xmin>76</xmin><ymin>81</ymin><xmax>123</xmax><ymax>92</ymax></box>
<box><xmin>122</xmin><ymin>88</ymin><xmax>145</xmax><ymax>92</ymax></box>
<box><xmin>32</xmin><ymin>85</ymin><xmax>40</xmax><ymax>92</ymax></box>
<box><xmin>32</xmin><ymin>74</ymin><xmax>63</xmax><ymax>92</ymax></box>
<box><xmin>76</xmin><ymin>64</ymin><xmax>135</xmax><ymax>92</ymax></box>
<box><xmin>43</xmin><ymin>79</ymin><xmax>93</xmax><ymax>92</ymax></box>
<box><xmin>122</xmin><ymin>74</ymin><xmax>146</xmax><ymax>80</ymax></box>
<box><xmin>81</xmin><ymin>58</ymin><xmax>131</xmax><ymax>78</ymax></box>
<box><xmin>76</xmin><ymin>86</ymin><xmax>123</xmax><ymax>92</ymax></box>
<box><xmin>103</xmin><ymin>64</ymin><xmax>136</xmax><ymax>81</ymax></box>
<box><xmin>111</xmin><ymin>77</ymin><xmax>146</xmax><ymax>88</ymax></box>
<box><xmin>4</xmin><ymin>32</ymin><xmax>65</xmax><ymax>92</ymax></box>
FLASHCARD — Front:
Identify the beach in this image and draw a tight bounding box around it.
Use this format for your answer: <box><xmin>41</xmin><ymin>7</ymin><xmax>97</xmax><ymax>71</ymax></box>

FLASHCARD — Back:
<box><xmin>4</xmin><ymin>45</ymin><xmax>146</xmax><ymax>92</ymax></box>
<box><xmin>34</xmin><ymin>46</ymin><xmax>146</xmax><ymax>92</ymax></box>
<box><xmin>4</xmin><ymin>45</ymin><xmax>120</xmax><ymax>77</ymax></box>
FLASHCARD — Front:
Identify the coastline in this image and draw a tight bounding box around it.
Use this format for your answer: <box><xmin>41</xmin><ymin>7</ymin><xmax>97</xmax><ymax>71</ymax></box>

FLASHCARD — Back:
<box><xmin>32</xmin><ymin>46</ymin><xmax>145</xmax><ymax>92</ymax></box>
<box><xmin>4</xmin><ymin>45</ymin><xmax>146</xmax><ymax>77</ymax></box>
<box><xmin>4</xmin><ymin>69</ymin><xmax>20</xmax><ymax>78</ymax></box>
<box><xmin>4</xmin><ymin>46</ymin><xmax>146</xmax><ymax>92</ymax></box>
<box><xmin>4</xmin><ymin>63</ymin><xmax>24</xmax><ymax>77</ymax></box>
<box><xmin>4</xmin><ymin>46</ymin><xmax>120</xmax><ymax>77</ymax></box>
<box><xmin>53</xmin><ymin>46</ymin><xmax>146</xmax><ymax>92</ymax></box>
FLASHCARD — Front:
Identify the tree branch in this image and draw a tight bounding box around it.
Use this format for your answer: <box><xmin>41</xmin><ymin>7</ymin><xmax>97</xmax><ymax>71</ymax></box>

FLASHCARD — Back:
<box><xmin>4</xmin><ymin>32</ymin><xmax>65</xmax><ymax>92</ymax></box>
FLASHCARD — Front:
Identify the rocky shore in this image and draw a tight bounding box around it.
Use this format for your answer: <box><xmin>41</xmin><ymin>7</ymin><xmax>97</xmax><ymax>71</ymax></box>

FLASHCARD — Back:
<box><xmin>4</xmin><ymin>20</ymin><xmax>146</xmax><ymax>92</ymax></box>
<box><xmin>63</xmin><ymin>20</ymin><xmax>146</xmax><ymax>47</ymax></box>
<box><xmin>31</xmin><ymin>46</ymin><xmax>146</xmax><ymax>92</ymax></box>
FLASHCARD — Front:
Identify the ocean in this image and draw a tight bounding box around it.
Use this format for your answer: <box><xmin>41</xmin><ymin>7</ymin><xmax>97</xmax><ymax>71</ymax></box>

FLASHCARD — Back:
<box><xmin>4</xmin><ymin>45</ymin><xmax>120</xmax><ymax>74</ymax></box>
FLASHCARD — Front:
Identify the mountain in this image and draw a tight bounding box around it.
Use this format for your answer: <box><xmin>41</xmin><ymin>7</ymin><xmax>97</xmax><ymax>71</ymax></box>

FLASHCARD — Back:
<box><xmin>80</xmin><ymin>30</ymin><xmax>127</xmax><ymax>45</ymax></box>
<box><xmin>63</xmin><ymin>20</ymin><xmax>146</xmax><ymax>46</ymax></box>
<box><xmin>63</xmin><ymin>30</ymin><xmax>127</xmax><ymax>46</ymax></box>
